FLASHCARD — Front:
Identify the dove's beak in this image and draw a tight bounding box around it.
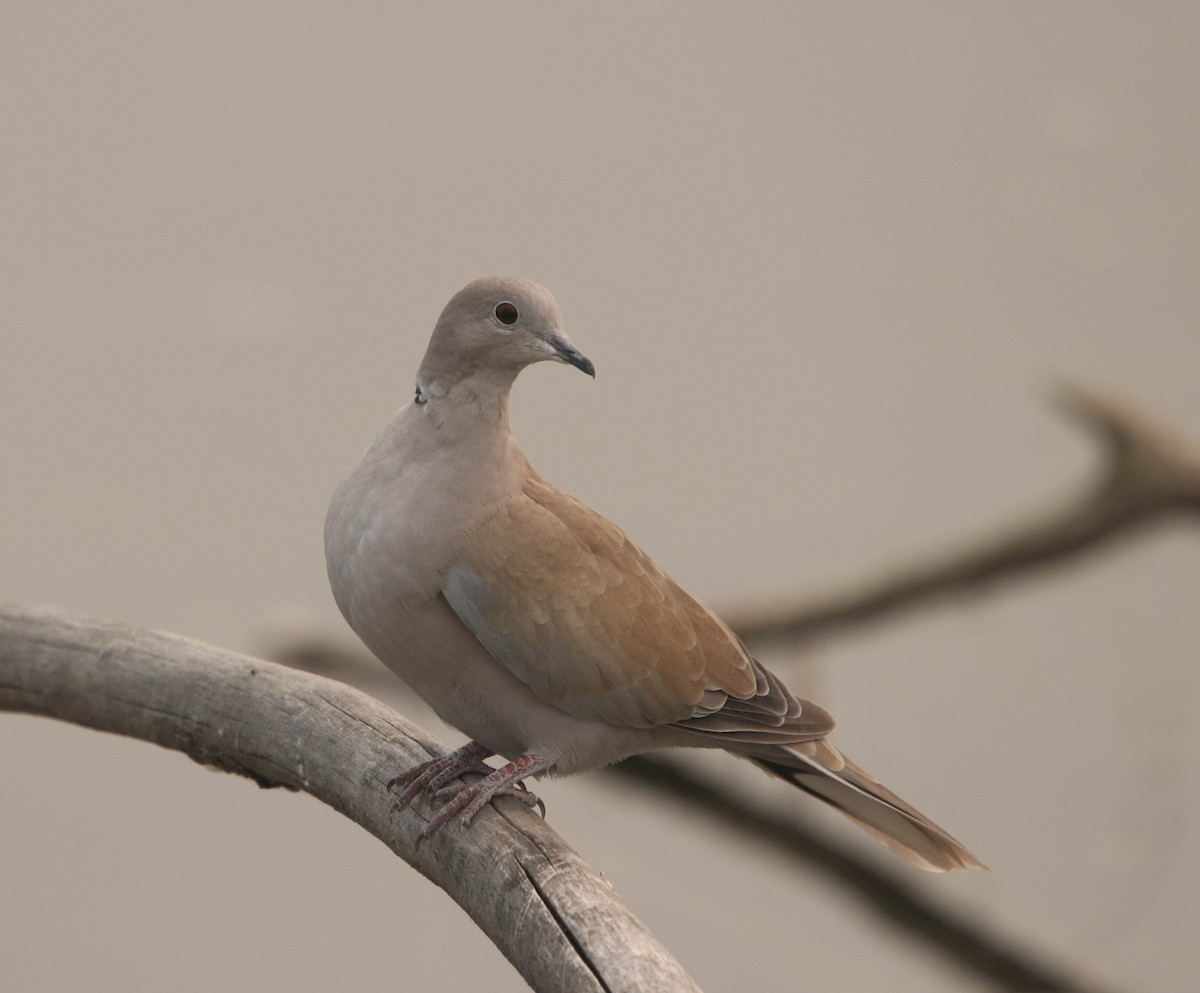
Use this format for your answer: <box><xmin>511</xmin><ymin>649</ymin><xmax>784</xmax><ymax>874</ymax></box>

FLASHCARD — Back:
<box><xmin>541</xmin><ymin>334</ymin><xmax>595</xmax><ymax>378</ymax></box>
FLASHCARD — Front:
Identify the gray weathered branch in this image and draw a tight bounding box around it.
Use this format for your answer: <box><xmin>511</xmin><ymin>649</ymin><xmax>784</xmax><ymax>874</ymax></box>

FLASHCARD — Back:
<box><xmin>726</xmin><ymin>386</ymin><xmax>1200</xmax><ymax>646</ymax></box>
<box><xmin>0</xmin><ymin>604</ymin><xmax>701</xmax><ymax>993</ymax></box>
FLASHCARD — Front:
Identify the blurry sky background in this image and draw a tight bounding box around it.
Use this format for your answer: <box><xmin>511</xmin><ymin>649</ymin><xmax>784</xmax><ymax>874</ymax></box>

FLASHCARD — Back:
<box><xmin>3</xmin><ymin>4</ymin><xmax>1199</xmax><ymax>991</ymax></box>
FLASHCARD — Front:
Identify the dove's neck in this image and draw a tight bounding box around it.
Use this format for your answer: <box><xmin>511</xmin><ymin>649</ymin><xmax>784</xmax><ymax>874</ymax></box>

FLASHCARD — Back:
<box><xmin>414</xmin><ymin>358</ymin><xmax>521</xmax><ymax>430</ymax></box>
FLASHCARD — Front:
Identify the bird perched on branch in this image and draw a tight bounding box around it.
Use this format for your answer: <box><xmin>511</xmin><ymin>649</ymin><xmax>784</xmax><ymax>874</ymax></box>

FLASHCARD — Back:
<box><xmin>325</xmin><ymin>276</ymin><xmax>985</xmax><ymax>871</ymax></box>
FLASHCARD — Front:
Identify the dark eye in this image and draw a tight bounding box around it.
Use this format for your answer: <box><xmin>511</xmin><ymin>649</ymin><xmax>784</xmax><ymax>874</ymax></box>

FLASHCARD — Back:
<box><xmin>493</xmin><ymin>301</ymin><xmax>519</xmax><ymax>326</ymax></box>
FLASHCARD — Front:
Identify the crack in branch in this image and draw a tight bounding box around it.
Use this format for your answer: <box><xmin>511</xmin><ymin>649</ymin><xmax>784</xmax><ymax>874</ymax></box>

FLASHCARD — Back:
<box><xmin>516</xmin><ymin>858</ymin><xmax>612</xmax><ymax>993</ymax></box>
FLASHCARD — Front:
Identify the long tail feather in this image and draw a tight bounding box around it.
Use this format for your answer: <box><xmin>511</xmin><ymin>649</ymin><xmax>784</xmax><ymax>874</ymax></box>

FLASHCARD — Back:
<box><xmin>745</xmin><ymin>741</ymin><xmax>988</xmax><ymax>872</ymax></box>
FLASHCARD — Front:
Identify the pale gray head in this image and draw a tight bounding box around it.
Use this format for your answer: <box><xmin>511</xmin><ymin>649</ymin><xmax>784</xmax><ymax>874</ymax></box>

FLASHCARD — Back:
<box><xmin>416</xmin><ymin>277</ymin><xmax>593</xmax><ymax>400</ymax></box>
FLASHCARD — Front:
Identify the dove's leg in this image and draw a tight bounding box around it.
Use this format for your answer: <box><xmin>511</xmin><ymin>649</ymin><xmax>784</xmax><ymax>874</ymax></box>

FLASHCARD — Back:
<box><xmin>387</xmin><ymin>741</ymin><xmax>494</xmax><ymax>814</ymax></box>
<box><xmin>420</xmin><ymin>753</ymin><xmax>553</xmax><ymax>839</ymax></box>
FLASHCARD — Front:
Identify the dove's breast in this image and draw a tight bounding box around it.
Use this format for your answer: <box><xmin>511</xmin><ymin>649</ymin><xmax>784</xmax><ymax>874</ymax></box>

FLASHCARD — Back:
<box><xmin>326</xmin><ymin>404</ymin><xmax>518</xmax><ymax>619</ymax></box>
<box><xmin>323</xmin><ymin>402</ymin><xmax>526</xmax><ymax>708</ymax></box>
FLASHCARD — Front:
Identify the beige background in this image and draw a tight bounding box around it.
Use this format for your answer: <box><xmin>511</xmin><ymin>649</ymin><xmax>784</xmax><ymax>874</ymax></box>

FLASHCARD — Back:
<box><xmin>3</xmin><ymin>4</ymin><xmax>1198</xmax><ymax>990</ymax></box>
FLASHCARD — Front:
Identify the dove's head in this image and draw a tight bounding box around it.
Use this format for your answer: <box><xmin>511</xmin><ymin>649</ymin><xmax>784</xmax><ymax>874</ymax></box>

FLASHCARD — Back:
<box><xmin>417</xmin><ymin>277</ymin><xmax>593</xmax><ymax>402</ymax></box>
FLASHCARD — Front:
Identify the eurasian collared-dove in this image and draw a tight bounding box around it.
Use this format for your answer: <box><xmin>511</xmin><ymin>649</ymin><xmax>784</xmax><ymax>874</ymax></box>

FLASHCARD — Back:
<box><xmin>324</xmin><ymin>276</ymin><xmax>986</xmax><ymax>871</ymax></box>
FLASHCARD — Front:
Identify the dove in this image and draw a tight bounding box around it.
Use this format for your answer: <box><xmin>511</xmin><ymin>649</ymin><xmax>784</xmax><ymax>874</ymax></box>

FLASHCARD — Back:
<box><xmin>324</xmin><ymin>276</ymin><xmax>986</xmax><ymax>871</ymax></box>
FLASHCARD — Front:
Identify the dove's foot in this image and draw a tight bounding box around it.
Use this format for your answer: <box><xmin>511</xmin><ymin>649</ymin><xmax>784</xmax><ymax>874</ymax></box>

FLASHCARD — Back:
<box><xmin>387</xmin><ymin>741</ymin><xmax>495</xmax><ymax>815</ymax></box>
<box><xmin>418</xmin><ymin>752</ymin><xmax>552</xmax><ymax>842</ymax></box>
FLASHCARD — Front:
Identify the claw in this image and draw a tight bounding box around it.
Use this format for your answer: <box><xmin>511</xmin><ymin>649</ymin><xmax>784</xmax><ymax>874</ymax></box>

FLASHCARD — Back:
<box><xmin>500</xmin><ymin>783</ymin><xmax>546</xmax><ymax>818</ymax></box>
<box><xmin>409</xmin><ymin>752</ymin><xmax>553</xmax><ymax>843</ymax></box>
<box><xmin>387</xmin><ymin>741</ymin><xmax>494</xmax><ymax>816</ymax></box>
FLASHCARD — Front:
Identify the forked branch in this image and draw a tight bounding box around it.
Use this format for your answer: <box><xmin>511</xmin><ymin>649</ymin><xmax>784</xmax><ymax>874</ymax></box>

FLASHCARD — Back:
<box><xmin>727</xmin><ymin>386</ymin><xmax>1200</xmax><ymax>646</ymax></box>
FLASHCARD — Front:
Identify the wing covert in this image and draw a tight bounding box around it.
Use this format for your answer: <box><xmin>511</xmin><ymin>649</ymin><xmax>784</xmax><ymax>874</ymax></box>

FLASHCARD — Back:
<box><xmin>442</xmin><ymin>473</ymin><xmax>832</xmax><ymax>740</ymax></box>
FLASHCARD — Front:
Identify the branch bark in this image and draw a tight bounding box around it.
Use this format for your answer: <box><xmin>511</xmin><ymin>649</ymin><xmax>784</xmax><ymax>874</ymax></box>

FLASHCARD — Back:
<box><xmin>726</xmin><ymin>386</ymin><xmax>1200</xmax><ymax>646</ymax></box>
<box><xmin>0</xmin><ymin>603</ymin><xmax>701</xmax><ymax>993</ymax></box>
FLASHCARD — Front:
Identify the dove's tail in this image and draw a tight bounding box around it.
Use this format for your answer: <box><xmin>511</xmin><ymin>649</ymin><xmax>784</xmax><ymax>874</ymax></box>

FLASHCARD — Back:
<box><xmin>744</xmin><ymin>740</ymin><xmax>988</xmax><ymax>872</ymax></box>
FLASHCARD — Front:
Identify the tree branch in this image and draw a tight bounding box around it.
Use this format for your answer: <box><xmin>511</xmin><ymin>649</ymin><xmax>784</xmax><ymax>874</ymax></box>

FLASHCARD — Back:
<box><xmin>726</xmin><ymin>386</ymin><xmax>1200</xmax><ymax>646</ymax></box>
<box><xmin>0</xmin><ymin>604</ymin><xmax>701</xmax><ymax>993</ymax></box>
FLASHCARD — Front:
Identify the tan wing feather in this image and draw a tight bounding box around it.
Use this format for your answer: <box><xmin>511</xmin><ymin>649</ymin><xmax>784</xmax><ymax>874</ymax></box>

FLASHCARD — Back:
<box><xmin>445</xmin><ymin>474</ymin><xmax>830</xmax><ymax>735</ymax></box>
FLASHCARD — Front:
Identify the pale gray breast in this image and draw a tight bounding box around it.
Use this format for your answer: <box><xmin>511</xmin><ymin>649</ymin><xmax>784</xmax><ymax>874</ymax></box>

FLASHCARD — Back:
<box><xmin>324</xmin><ymin>402</ymin><xmax>530</xmax><ymax>635</ymax></box>
<box><xmin>326</xmin><ymin>465</ymin><xmax>449</xmax><ymax>634</ymax></box>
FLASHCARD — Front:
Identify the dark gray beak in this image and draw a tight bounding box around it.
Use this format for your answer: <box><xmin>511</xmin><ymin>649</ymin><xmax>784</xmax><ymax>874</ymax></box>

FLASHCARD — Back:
<box><xmin>542</xmin><ymin>334</ymin><xmax>595</xmax><ymax>378</ymax></box>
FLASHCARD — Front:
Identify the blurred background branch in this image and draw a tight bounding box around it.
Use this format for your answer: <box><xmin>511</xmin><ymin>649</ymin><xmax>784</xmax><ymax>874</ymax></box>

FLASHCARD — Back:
<box><xmin>612</xmin><ymin>755</ymin><xmax>1120</xmax><ymax>993</ymax></box>
<box><xmin>726</xmin><ymin>386</ymin><xmax>1200</xmax><ymax>647</ymax></box>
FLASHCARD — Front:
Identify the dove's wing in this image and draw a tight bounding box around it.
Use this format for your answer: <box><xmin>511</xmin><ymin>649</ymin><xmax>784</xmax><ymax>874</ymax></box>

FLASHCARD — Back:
<box><xmin>443</xmin><ymin>473</ymin><xmax>834</xmax><ymax>740</ymax></box>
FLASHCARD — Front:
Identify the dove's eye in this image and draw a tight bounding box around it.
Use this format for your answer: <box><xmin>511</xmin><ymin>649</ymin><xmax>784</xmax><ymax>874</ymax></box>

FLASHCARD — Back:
<box><xmin>493</xmin><ymin>302</ymin><xmax>519</xmax><ymax>326</ymax></box>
